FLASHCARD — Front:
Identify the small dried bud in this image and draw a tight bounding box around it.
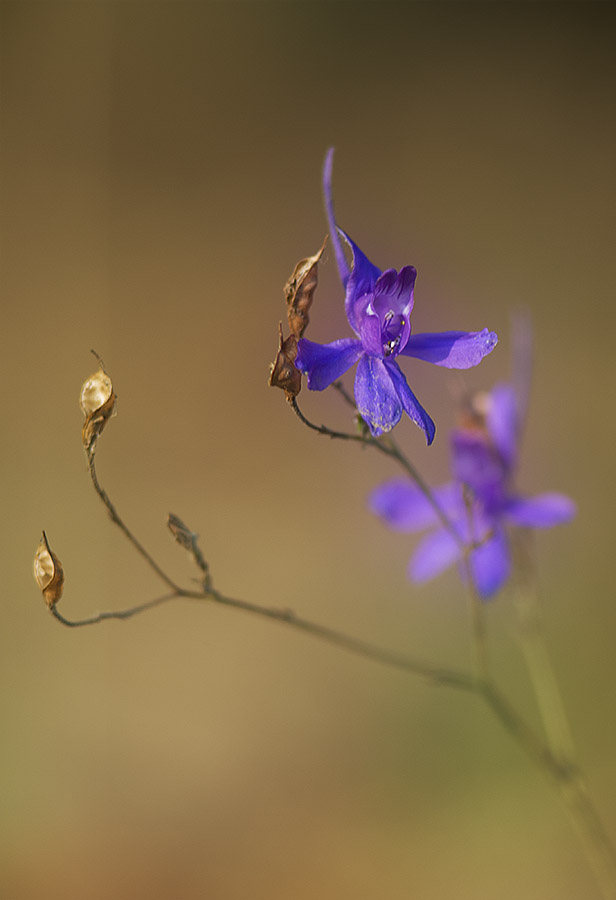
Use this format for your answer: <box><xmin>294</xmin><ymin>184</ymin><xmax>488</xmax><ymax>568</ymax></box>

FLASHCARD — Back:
<box><xmin>33</xmin><ymin>532</ymin><xmax>64</xmax><ymax>608</ymax></box>
<box><xmin>284</xmin><ymin>236</ymin><xmax>327</xmax><ymax>339</ymax></box>
<box><xmin>167</xmin><ymin>513</ymin><xmax>210</xmax><ymax>581</ymax></box>
<box><xmin>269</xmin><ymin>322</ymin><xmax>302</xmax><ymax>399</ymax></box>
<box><xmin>167</xmin><ymin>513</ymin><xmax>195</xmax><ymax>552</ymax></box>
<box><xmin>80</xmin><ymin>353</ymin><xmax>116</xmax><ymax>456</ymax></box>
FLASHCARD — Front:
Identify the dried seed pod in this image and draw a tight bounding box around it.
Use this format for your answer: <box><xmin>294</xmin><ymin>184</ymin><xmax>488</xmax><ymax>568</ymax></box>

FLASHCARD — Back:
<box><xmin>33</xmin><ymin>532</ymin><xmax>64</xmax><ymax>608</ymax></box>
<box><xmin>268</xmin><ymin>322</ymin><xmax>302</xmax><ymax>399</ymax></box>
<box><xmin>167</xmin><ymin>513</ymin><xmax>195</xmax><ymax>552</ymax></box>
<box><xmin>284</xmin><ymin>236</ymin><xmax>327</xmax><ymax>339</ymax></box>
<box><xmin>80</xmin><ymin>356</ymin><xmax>116</xmax><ymax>456</ymax></box>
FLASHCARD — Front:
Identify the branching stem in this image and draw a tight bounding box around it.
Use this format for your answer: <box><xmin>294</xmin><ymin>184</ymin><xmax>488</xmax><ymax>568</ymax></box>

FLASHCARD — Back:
<box><xmin>86</xmin><ymin>449</ymin><xmax>181</xmax><ymax>593</ymax></box>
<box><xmin>45</xmin><ymin>387</ymin><xmax>616</xmax><ymax>899</ymax></box>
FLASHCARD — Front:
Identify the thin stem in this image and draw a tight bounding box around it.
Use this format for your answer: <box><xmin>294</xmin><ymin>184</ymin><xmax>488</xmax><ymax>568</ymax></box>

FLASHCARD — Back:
<box><xmin>331</xmin><ymin>380</ymin><xmax>356</xmax><ymax>409</ymax></box>
<box><xmin>512</xmin><ymin>531</ymin><xmax>616</xmax><ymax>898</ymax></box>
<box><xmin>559</xmin><ymin>780</ymin><xmax>616</xmax><ymax>900</ymax></box>
<box><xmin>460</xmin><ymin>488</ymin><xmax>490</xmax><ymax>681</ymax></box>
<box><xmin>86</xmin><ymin>450</ymin><xmax>181</xmax><ymax>593</ymax></box>
<box><xmin>512</xmin><ymin>530</ymin><xmax>576</xmax><ymax>762</ymax></box>
<box><xmin>51</xmin><ymin>580</ymin><xmax>476</xmax><ymax>690</ymax></box>
<box><xmin>206</xmin><ymin>587</ymin><xmax>476</xmax><ymax>690</ymax></box>
<box><xmin>50</xmin><ymin>592</ymin><xmax>178</xmax><ymax>626</ymax></box>
<box><xmin>382</xmin><ymin>432</ymin><xmax>464</xmax><ymax>548</ymax></box>
<box><xmin>290</xmin><ymin>396</ymin><xmax>463</xmax><ymax>549</ymax></box>
<box><xmin>478</xmin><ymin>679</ymin><xmax>569</xmax><ymax>778</ymax></box>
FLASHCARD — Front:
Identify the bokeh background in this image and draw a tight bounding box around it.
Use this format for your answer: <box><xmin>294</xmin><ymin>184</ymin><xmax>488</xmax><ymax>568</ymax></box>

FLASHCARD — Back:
<box><xmin>2</xmin><ymin>3</ymin><xmax>615</xmax><ymax>898</ymax></box>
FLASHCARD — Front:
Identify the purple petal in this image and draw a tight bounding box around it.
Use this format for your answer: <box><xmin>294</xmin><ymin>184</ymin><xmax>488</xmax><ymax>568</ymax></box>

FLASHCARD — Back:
<box><xmin>373</xmin><ymin>265</ymin><xmax>416</xmax><ymax>319</ymax></box>
<box><xmin>296</xmin><ymin>337</ymin><xmax>363</xmax><ymax>391</ymax></box>
<box><xmin>487</xmin><ymin>383</ymin><xmax>519</xmax><ymax>468</ymax></box>
<box><xmin>322</xmin><ymin>148</ymin><xmax>351</xmax><ymax>288</ymax></box>
<box><xmin>369</xmin><ymin>480</ymin><xmax>460</xmax><ymax>532</ymax></box>
<box><xmin>410</xmin><ymin>528</ymin><xmax>462</xmax><ymax>582</ymax></box>
<box><xmin>401</xmin><ymin>329</ymin><xmax>498</xmax><ymax>369</ymax></box>
<box><xmin>385</xmin><ymin>361</ymin><xmax>436</xmax><ymax>445</ymax></box>
<box><xmin>451</xmin><ymin>430</ymin><xmax>507</xmax><ymax>511</ymax></box>
<box><xmin>340</xmin><ymin>229</ymin><xmax>382</xmax><ymax>334</ymax></box>
<box><xmin>504</xmin><ymin>493</ymin><xmax>576</xmax><ymax>528</ymax></box>
<box><xmin>354</xmin><ymin>355</ymin><xmax>401</xmax><ymax>436</ymax></box>
<box><xmin>469</xmin><ymin>527</ymin><xmax>511</xmax><ymax>600</ymax></box>
<box><xmin>373</xmin><ymin>269</ymin><xmax>398</xmax><ymax>299</ymax></box>
<box><xmin>358</xmin><ymin>312</ymin><xmax>383</xmax><ymax>357</ymax></box>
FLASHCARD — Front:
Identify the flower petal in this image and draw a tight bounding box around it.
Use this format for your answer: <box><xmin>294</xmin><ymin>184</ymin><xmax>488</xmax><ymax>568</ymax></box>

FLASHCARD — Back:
<box><xmin>401</xmin><ymin>329</ymin><xmax>498</xmax><ymax>369</ymax></box>
<box><xmin>504</xmin><ymin>493</ymin><xmax>576</xmax><ymax>528</ymax></box>
<box><xmin>368</xmin><ymin>480</ymin><xmax>460</xmax><ymax>532</ymax></box>
<box><xmin>487</xmin><ymin>383</ymin><xmax>519</xmax><ymax>468</ymax></box>
<box><xmin>358</xmin><ymin>312</ymin><xmax>383</xmax><ymax>357</ymax></box>
<box><xmin>296</xmin><ymin>338</ymin><xmax>363</xmax><ymax>391</ymax></box>
<box><xmin>385</xmin><ymin>360</ymin><xmax>436</xmax><ymax>445</ymax></box>
<box><xmin>410</xmin><ymin>528</ymin><xmax>462</xmax><ymax>582</ymax></box>
<box><xmin>354</xmin><ymin>355</ymin><xmax>401</xmax><ymax>436</ymax></box>
<box><xmin>451</xmin><ymin>429</ymin><xmax>507</xmax><ymax>512</ymax></box>
<box><xmin>469</xmin><ymin>527</ymin><xmax>511</xmax><ymax>600</ymax></box>
<box><xmin>322</xmin><ymin>148</ymin><xmax>351</xmax><ymax>288</ymax></box>
<box><xmin>340</xmin><ymin>229</ymin><xmax>382</xmax><ymax>334</ymax></box>
<box><xmin>373</xmin><ymin>265</ymin><xmax>416</xmax><ymax>319</ymax></box>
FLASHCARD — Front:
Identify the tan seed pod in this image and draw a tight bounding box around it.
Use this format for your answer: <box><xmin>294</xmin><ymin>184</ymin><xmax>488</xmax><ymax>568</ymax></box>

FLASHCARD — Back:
<box><xmin>33</xmin><ymin>532</ymin><xmax>64</xmax><ymax>608</ymax></box>
<box><xmin>80</xmin><ymin>358</ymin><xmax>116</xmax><ymax>456</ymax></box>
<box><xmin>80</xmin><ymin>368</ymin><xmax>113</xmax><ymax>417</ymax></box>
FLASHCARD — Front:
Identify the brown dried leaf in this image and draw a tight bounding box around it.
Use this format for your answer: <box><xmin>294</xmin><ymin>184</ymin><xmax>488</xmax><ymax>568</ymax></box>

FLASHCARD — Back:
<box><xmin>33</xmin><ymin>532</ymin><xmax>64</xmax><ymax>608</ymax></box>
<box><xmin>268</xmin><ymin>322</ymin><xmax>302</xmax><ymax>399</ymax></box>
<box><xmin>284</xmin><ymin>236</ymin><xmax>327</xmax><ymax>339</ymax></box>
<box><xmin>80</xmin><ymin>359</ymin><xmax>116</xmax><ymax>456</ymax></box>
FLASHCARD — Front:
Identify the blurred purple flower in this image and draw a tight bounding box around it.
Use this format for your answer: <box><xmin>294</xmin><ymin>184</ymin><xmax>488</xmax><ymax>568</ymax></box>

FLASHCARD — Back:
<box><xmin>369</xmin><ymin>380</ymin><xmax>576</xmax><ymax>599</ymax></box>
<box><xmin>295</xmin><ymin>149</ymin><xmax>498</xmax><ymax>442</ymax></box>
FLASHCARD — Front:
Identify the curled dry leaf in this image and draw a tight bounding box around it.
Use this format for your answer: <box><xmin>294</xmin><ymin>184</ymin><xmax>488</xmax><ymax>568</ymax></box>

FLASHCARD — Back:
<box><xmin>284</xmin><ymin>236</ymin><xmax>327</xmax><ymax>339</ymax></box>
<box><xmin>268</xmin><ymin>322</ymin><xmax>302</xmax><ymax>399</ymax></box>
<box><xmin>33</xmin><ymin>532</ymin><xmax>64</xmax><ymax>608</ymax></box>
<box><xmin>80</xmin><ymin>358</ymin><xmax>116</xmax><ymax>455</ymax></box>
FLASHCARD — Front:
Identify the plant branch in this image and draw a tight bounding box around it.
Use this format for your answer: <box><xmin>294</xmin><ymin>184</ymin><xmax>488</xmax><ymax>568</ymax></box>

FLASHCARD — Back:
<box><xmin>86</xmin><ymin>449</ymin><xmax>181</xmax><ymax>593</ymax></box>
<box><xmin>50</xmin><ymin>592</ymin><xmax>178</xmax><ymax>626</ymax></box>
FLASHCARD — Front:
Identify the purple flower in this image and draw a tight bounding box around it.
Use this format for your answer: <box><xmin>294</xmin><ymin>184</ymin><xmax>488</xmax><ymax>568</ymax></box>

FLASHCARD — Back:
<box><xmin>295</xmin><ymin>149</ymin><xmax>498</xmax><ymax>442</ymax></box>
<box><xmin>369</xmin><ymin>382</ymin><xmax>576</xmax><ymax>599</ymax></box>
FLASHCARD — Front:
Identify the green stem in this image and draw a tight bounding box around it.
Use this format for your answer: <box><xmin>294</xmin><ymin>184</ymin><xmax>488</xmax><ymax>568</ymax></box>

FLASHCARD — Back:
<box><xmin>512</xmin><ymin>531</ymin><xmax>616</xmax><ymax>898</ymax></box>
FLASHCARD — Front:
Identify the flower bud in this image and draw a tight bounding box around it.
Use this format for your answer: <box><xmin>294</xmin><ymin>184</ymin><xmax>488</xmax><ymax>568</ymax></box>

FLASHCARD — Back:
<box><xmin>167</xmin><ymin>513</ymin><xmax>195</xmax><ymax>552</ymax></box>
<box><xmin>80</xmin><ymin>357</ymin><xmax>116</xmax><ymax>456</ymax></box>
<box><xmin>33</xmin><ymin>532</ymin><xmax>64</xmax><ymax>608</ymax></box>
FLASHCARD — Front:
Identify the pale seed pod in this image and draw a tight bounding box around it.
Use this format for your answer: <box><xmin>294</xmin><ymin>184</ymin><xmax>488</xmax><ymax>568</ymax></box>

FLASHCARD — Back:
<box><xmin>80</xmin><ymin>358</ymin><xmax>116</xmax><ymax>456</ymax></box>
<box><xmin>33</xmin><ymin>532</ymin><xmax>64</xmax><ymax>608</ymax></box>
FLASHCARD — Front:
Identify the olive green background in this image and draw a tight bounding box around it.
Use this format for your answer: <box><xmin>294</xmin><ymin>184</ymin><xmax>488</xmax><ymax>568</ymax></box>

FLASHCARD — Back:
<box><xmin>2</xmin><ymin>3</ymin><xmax>615</xmax><ymax>898</ymax></box>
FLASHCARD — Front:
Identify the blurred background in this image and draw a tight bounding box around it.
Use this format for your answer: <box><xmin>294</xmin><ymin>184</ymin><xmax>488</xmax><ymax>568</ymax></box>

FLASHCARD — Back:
<box><xmin>2</xmin><ymin>3</ymin><xmax>615</xmax><ymax>898</ymax></box>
